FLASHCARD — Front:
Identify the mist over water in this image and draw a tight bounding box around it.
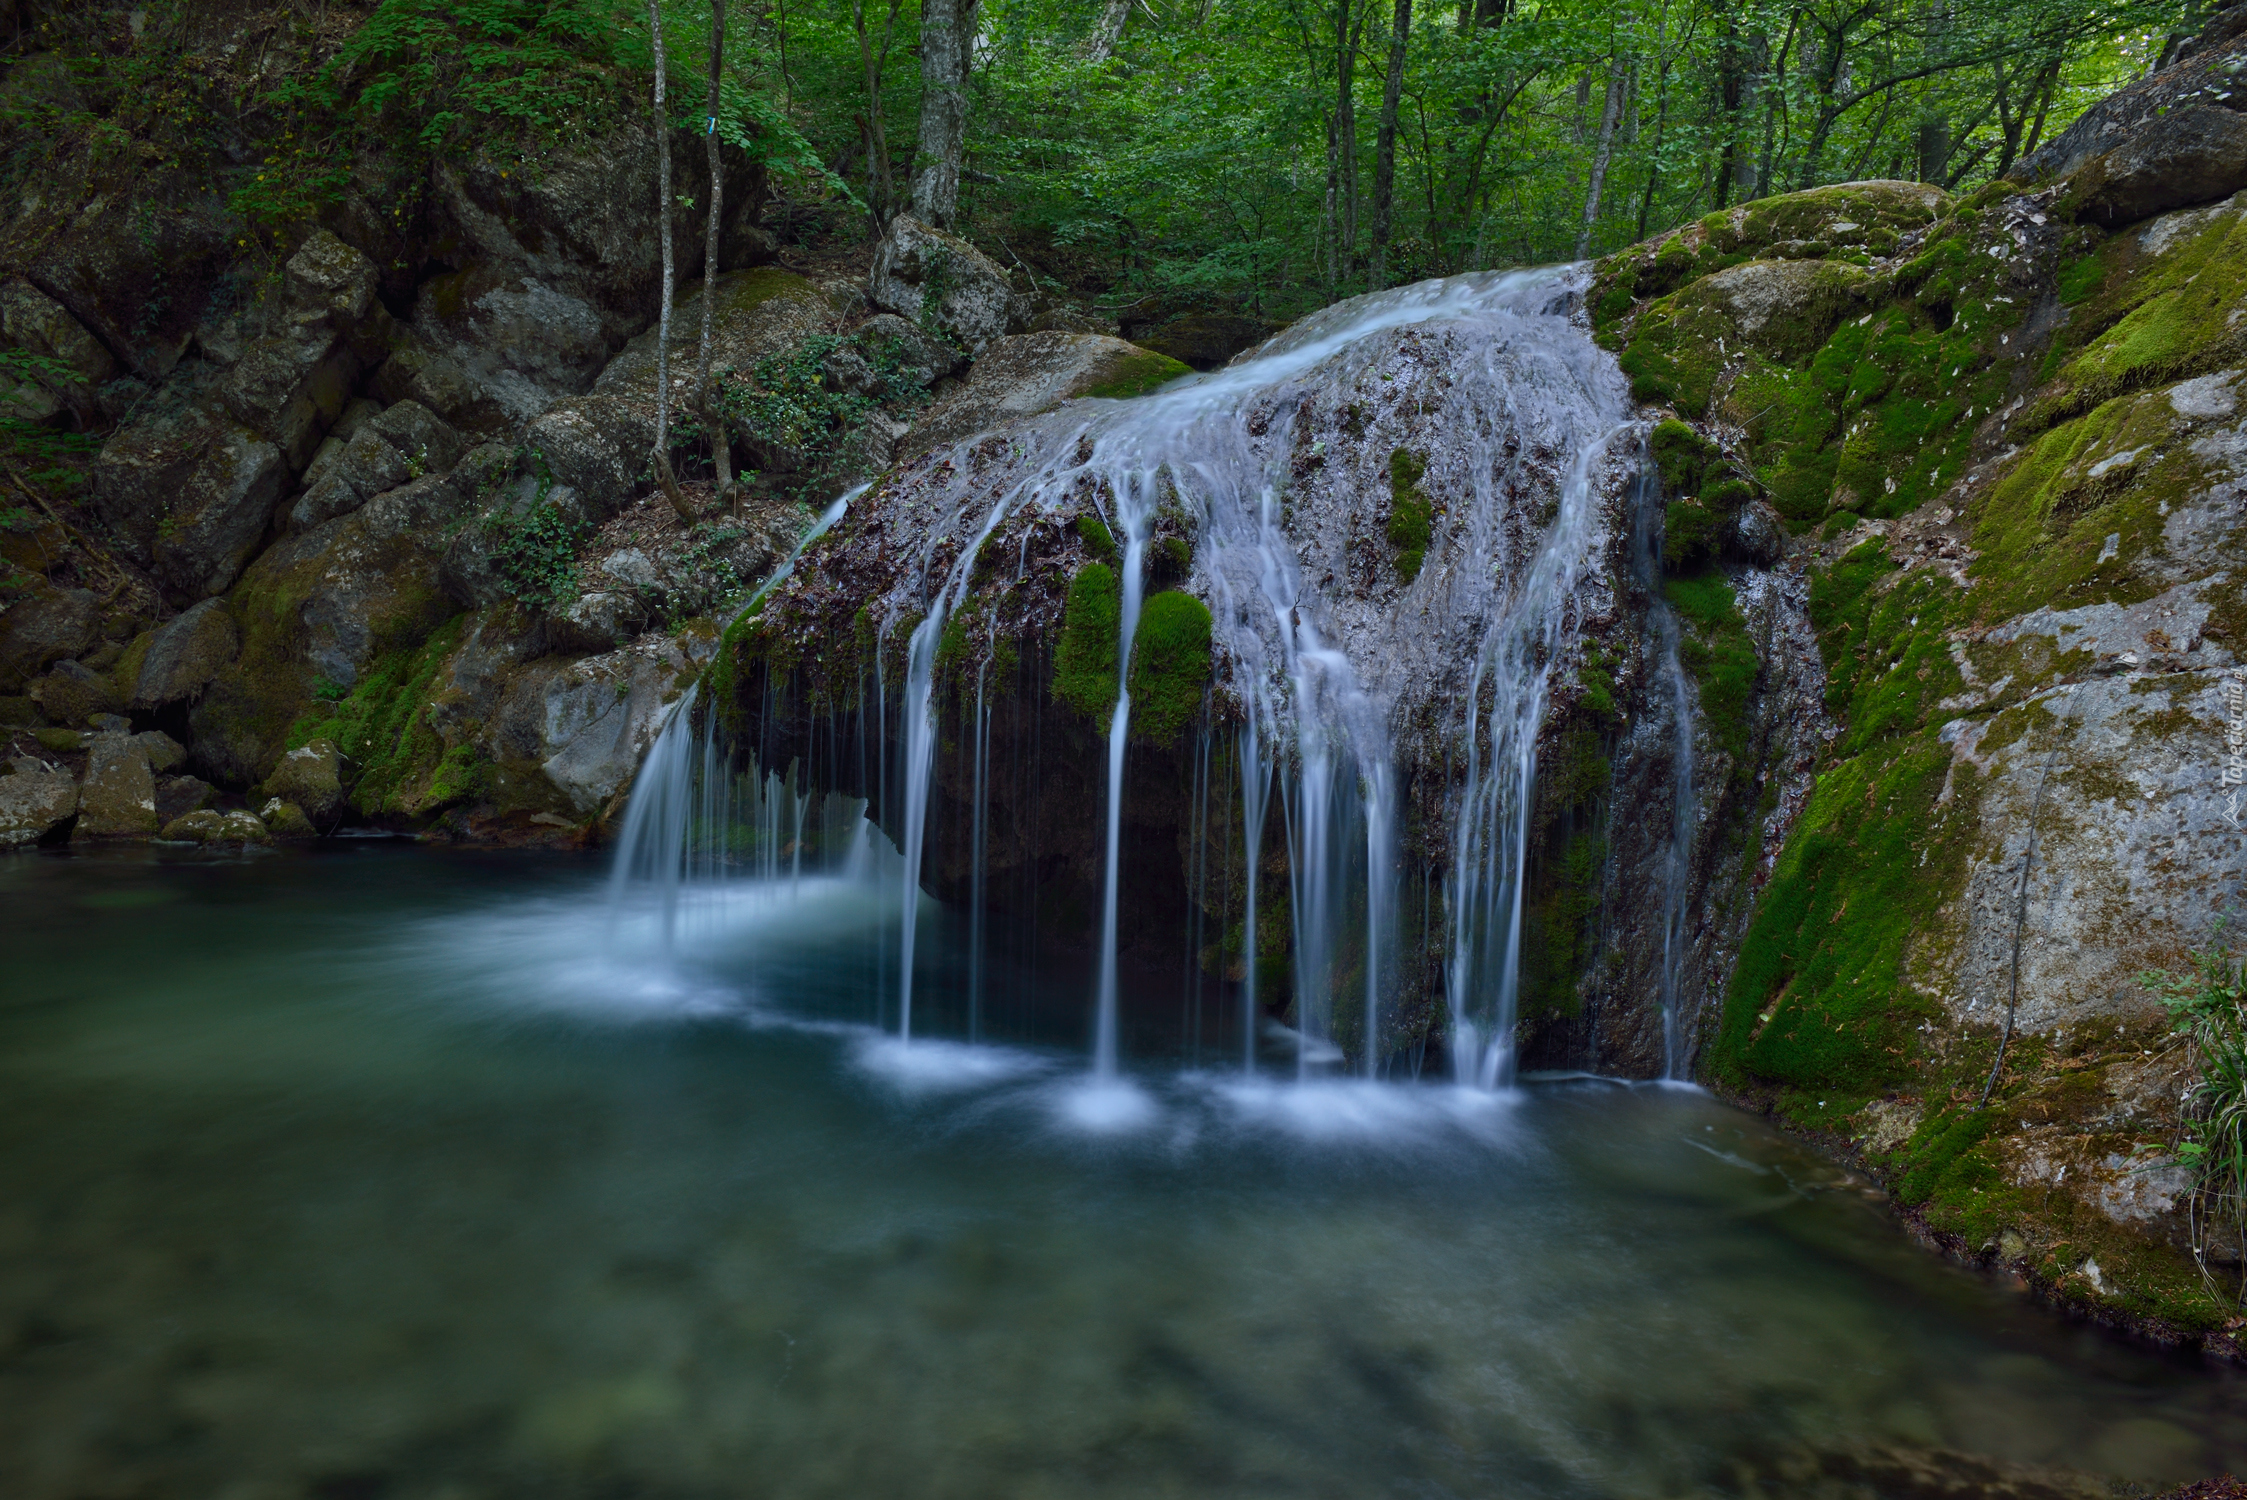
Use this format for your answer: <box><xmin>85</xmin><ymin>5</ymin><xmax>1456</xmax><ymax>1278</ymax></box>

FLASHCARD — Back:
<box><xmin>4</xmin><ymin>847</ymin><xmax>2245</xmax><ymax>1500</ymax></box>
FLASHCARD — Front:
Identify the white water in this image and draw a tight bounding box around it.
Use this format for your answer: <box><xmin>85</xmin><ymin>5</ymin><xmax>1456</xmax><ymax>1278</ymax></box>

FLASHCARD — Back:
<box><xmin>617</xmin><ymin>268</ymin><xmax>1663</xmax><ymax>1085</ymax></box>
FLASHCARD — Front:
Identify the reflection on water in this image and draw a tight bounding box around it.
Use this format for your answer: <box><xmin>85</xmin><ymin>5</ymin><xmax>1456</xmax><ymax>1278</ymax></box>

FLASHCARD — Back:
<box><xmin>2</xmin><ymin>845</ymin><xmax>2241</xmax><ymax>1500</ymax></box>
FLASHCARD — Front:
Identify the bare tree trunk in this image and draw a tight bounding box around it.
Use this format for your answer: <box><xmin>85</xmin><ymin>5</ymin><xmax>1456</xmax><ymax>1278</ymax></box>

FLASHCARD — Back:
<box><xmin>648</xmin><ymin>0</ymin><xmax>692</xmax><ymax>523</ymax></box>
<box><xmin>1086</xmin><ymin>0</ymin><xmax>1131</xmax><ymax>61</ymax></box>
<box><xmin>700</xmin><ymin>0</ymin><xmax>738</xmax><ymax>518</ymax></box>
<box><xmin>1368</xmin><ymin>0</ymin><xmax>1410</xmax><ymax>291</ymax></box>
<box><xmin>911</xmin><ymin>0</ymin><xmax>980</xmax><ymax>227</ymax></box>
<box><xmin>1574</xmin><ymin>59</ymin><xmax>1625</xmax><ymax>260</ymax></box>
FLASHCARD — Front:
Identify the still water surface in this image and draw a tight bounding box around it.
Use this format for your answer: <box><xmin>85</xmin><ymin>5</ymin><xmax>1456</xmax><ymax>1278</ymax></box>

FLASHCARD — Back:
<box><xmin>3</xmin><ymin>845</ymin><xmax>2242</xmax><ymax>1499</ymax></box>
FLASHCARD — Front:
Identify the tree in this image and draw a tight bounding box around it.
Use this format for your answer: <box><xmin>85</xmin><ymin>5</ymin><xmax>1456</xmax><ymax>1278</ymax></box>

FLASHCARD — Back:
<box><xmin>1368</xmin><ymin>0</ymin><xmax>1412</xmax><ymax>290</ymax></box>
<box><xmin>912</xmin><ymin>0</ymin><xmax>980</xmax><ymax>227</ymax></box>
<box><xmin>699</xmin><ymin>0</ymin><xmax>739</xmax><ymax>517</ymax></box>
<box><xmin>648</xmin><ymin>0</ymin><xmax>693</xmax><ymax>523</ymax></box>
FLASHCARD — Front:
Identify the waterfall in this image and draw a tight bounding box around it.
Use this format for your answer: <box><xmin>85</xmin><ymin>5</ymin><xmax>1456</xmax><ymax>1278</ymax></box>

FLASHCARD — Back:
<box><xmin>1630</xmin><ymin>464</ymin><xmax>1701</xmax><ymax>1081</ymax></box>
<box><xmin>619</xmin><ymin>268</ymin><xmax>1665</xmax><ymax>1084</ymax></box>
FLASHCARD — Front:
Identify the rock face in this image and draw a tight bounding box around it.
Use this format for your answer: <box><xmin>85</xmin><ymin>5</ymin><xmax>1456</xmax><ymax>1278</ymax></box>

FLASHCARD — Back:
<box><xmin>2069</xmin><ymin>105</ymin><xmax>2247</xmax><ymax>227</ymax></box>
<box><xmin>869</xmin><ymin>216</ymin><xmax>1030</xmax><ymax>355</ymax></box>
<box><xmin>128</xmin><ymin>598</ymin><xmax>239</xmax><ymax>709</ymax></box>
<box><xmin>0</xmin><ymin>587</ymin><xmax>99</xmax><ymax>687</ymax></box>
<box><xmin>263</xmin><ymin>738</ymin><xmax>346</xmax><ymax>825</ymax></box>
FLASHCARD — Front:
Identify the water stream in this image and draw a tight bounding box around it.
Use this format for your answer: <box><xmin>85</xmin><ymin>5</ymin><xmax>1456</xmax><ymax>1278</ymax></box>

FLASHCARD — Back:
<box><xmin>4</xmin><ymin>847</ymin><xmax>2243</xmax><ymax>1500</ymax></box>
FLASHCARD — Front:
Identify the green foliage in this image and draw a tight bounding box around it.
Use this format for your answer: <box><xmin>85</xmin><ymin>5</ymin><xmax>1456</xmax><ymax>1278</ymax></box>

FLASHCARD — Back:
<box><xmin>1662</xmin><ymin>500</ymin><xmax>1720</xmax><ymax>572</ymax></box>
<box><xmin>719</xmin><ymin>334</ymin><xmax>922</xmax><ymax>495</ymax></box>
<box><xmin>1075</xmin><ymin>514</ymin><xmax>1118</xmax><ymax>561</ymax></box>
<box><xmin>1053</xmin><ymin>563</ymin><xmax>1120</xmax><ymax>723</ymax></box>
<box><xmin>2144</xmin><ymin>942</ymin><xmax>2247</xmax><ymax>1251</ymax></box>
<box><xmin>1126</xmin><ymin>590</ymin><xmax>1212</xmax><ymax>744</ymax></box>
<box><xmin>486</xmin><ymin>491</ymin><xmax>587</xmax><ymax>614</ymax></box>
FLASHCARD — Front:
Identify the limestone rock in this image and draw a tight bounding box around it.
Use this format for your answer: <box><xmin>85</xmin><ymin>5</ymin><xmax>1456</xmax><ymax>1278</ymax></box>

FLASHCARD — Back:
<box><xmin>0</xmin><ymin>755</ymin><xmax>76</xmax><ymax>846</ymax></box>
<box><xmin>547</xmin><ymin>591</ymin><xmax>651</xmax><ymax>655</ymax></box>
<box><xmin>23</xmin><ymin>171</ymin><xmax>235</xmax><ymax>379</ymax></box>
<box><xmin>370</xmin><ymin>345</ymin><xmax>487</xmax><ymax>431</ymax></box>
<box><xmin>284</xmin><ymin>229</ymin><xmax>380</xmax><ymax>327</ymax></box>
<box><xmin>77</xmin><ymin>733</ymin><xmax>158</xmax><ymax>837</ymax></box>
<box><xmin>263</xmin><ymin>738</ymin><xmax>346</xmax><ymax>825</ymax></box>
<box><xmin>869</xmin><ymin>217</ymin><xmax>1029</xmax><ymax>355</ymax></box>
<box><xmin>287</xmin><ymin>400</ymin><xmax>467</xmax><ymax>532</ymax></box>
<box><xmin>130</xmin><ymin>598</ymin><xmax>239</xmax><ymax>709</ymax></box>
<box><xmin>2071</xmin><ymin>105</ymin><xmax>2247</xmax><ymax>227</ymax></box>
<box><xmin>132</xmin><ymin>731</ymin><xmax>186</xmax><ymax>774</ymax></box>
<box><xmin>591</xmin><ymin>268</ymin><xmax>832</xmax><ymax>403</ymax></box>
<box><xmin>0</xmin><ymin>586</ymin><xmax>99</xmax><ymax>687</ymax></box>
<box><xmin>1699</xmin><ymin>179</ymin><xmax>1947</xmax><ymax>259</ymax></box>
<box><xmin>848</xmin><ymin>313</ymin><xmax>968</xmax><ymax>389</ymax></box>
<box><xmin>259</xmin><ymin>798</ymin><xmax>319</xmax><ymax>839</ymax></box>
<box><xmin>904</xmin><ymin>332</ymin><xmax>1190</xmax><ymax>457</ymax></box>
<box><xmin>28</xmin><ymin>659</ymin><xmax>120</xmax><ymax>726</ymax></box>
<box><xmin>487</xmin><ymin>647</ymin><xmax>693</xmax><ymax>814</ymax></box>
<box><xmin>2017</xmin><ymin>15</ymin><xmax>2247</xmax><ymax>181</ymax></box>
<box><xmin>218</xmin><ymin>307</ymin><xmax>356</xmax><ymax>472</ymax></box>
<box><xmin>440</xmin><ymin>475</ymin><xmax>589</xmax><ymax>610</ymax></box>
<box><xmin>95</xmin><ymin>400</ymin><xmax>287</xmax><ymax>600</ymax></box>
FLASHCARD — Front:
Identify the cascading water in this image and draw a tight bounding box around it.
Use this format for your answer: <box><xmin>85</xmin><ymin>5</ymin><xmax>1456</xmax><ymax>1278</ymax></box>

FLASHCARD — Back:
<box><xmin>1628</xmin><ymin>461</ymin><xmax>1702</xmax><ymax>1081</ymax></box>
<box><xmin>614</xmin><ymin>266</ymin><xmax>1677</xmax><ymax>1089</ymax></box>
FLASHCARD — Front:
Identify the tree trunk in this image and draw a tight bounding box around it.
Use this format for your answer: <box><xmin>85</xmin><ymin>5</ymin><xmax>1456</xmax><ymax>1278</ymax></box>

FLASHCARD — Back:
<box><xmin>648</xmin><ymin>0</ymin><xmax>692</xmax><ymax>523</ymax></box>
<box><xmin>700</xmin><ymin>0</ymin><xmax>738</xmax><ymax>517</ymax></box>
<box><xmin>1573</xmin><ymin>59</ymin><xmax>1625</xmax><ymax>260</ymax></box>
<box><xmin>1368</xmin><ymin>0</ymin><xmax>1410</xmax><ymax>291</ymax></box>
<box><xmin>1087</xmin><ymin>0</ymin><xmax>1131</xmax><ymax>61</ymax></box>
<box><xmin>911</xmin><ymin>0</ymin><xmax>979</xmax><ymax>227</ymax></box>
<box><xmin>853</xmin><ymin>0</ymin><xmax>903</xmax><ymax>234</ymax></box>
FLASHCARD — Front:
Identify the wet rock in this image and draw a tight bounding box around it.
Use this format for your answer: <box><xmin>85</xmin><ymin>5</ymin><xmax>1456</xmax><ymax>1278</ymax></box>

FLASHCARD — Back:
<box><xmin>1724</xmin><ymin>501</ymin><xmax>1787</xmax><ymax>566</ymax></box>
<box><xmin>159</xmin><ymin>808</ymin><xmax>271</xmax><ymax>846</ymax></box>
<box><xmin>904</xmin><ymin>332</ymin><xmax>1190</xmax><ymax>457</ymax></box>
<box><xmin>129</xmin><ymin>598</ymin><xmax>239</xmax><ymax>709</ymax></box>
<box><xmin>77</xmin><ymin>733</ymin><xmax>158</xmax><ymax>837</ymax></box>
<box><xmin>487</xmin><ymin>646</ymin><xmax>693</xmax><ymax>814</ymax></box>
<box><xmin>0</xmin><ymin>586</ymin><xmax>99</xmax><ymax>687</ymax></box>
<box><xmin>287</xmin><ymin>400</ymin><xmax>467</xmax><ymax>532</ymax></box>
<box><xmin>28</xmin><ymin>659</ymin><xmax>120</xmax><ymax>727</ymax></box>
<box><xmin>154</xmin><ymin>773</ymin><xmax>214</xmax><ymax>825</ymax></box>
<box><xmin>0</xmin><ymin>755</ymin><xmax>76</xmax><ymax>846</ymax></box>
<box><xmin>263</xmin><ymin>738</ymin><xmax>346</xmax><ymax>825</ymax></box>
<box><xmin>869</xmin><ymin>216</ymin><xmax>1029</xmax><ymax>355</ymax></box>
<box><xmin>2071</xmin><ymin>106</ymin><xmax>2247</xmax><ymax>227</ymax></box>
<box><xmin>1134</xmin><ymin>313</ymin><xmax>1275</xmax><ymax>371</ymax></box>
<box><xmin>259</xmin><ymin>798</ymin><xmax>318</xmax><ymax>839</ymax></box>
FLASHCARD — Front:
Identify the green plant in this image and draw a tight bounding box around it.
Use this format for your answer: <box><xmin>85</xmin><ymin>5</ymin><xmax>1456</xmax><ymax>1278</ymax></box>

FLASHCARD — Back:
<box><xmin>484</xmin><ymin>457</ymin><xmax>587</xmax><ymax>611</ymax></box>
<box><xmin>2143</xmin><ymin>937</ymin><xmax>2247</xmax><ymax>1295</ymax></box>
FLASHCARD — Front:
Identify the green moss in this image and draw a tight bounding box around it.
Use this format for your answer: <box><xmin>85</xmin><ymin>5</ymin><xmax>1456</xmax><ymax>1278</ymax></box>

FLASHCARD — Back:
<box><xmin>1082</xmin><ymin>349</ymin><xmax>1192</xmax><ymax>400</ymax></box>
<box><xmin>285</xmin><ymin>615</ymin><xmax>476</xmax><ymax>820</ymax></box>
<box><xmin>1663</xmin><ymin>500</ymin><xmax>1720</xmax><ymax>572</ymax></box>
<box><xmin>1650</xmin><ymin>419</ymin><xmax>1715</xmax><ymax>495</ymax></box>
<box><xmin>1519</xmin><ymin>828</ymin><xmax>1606</xmax><ymax>1022</ymax></box>
<box><xmin>1664</xmin><ymin>575</ymin><xmax>1759</xmax><ymax>764</ymax></box>
<box><xmin>1127</xmin><ymin>591</ymin><xmax>1212</xmax><ymax>744</ymax></box>
<box><xmin>1076</xmin><ymin>513</ymin><xmax>1118</xmax><ymax>561</ymax></box>
<box><xmin>1387</xmin><ymin>447</ymin><xmax>1432</xmax><ymax>581</ymax></box>
<box><xmin>1053</xmin><ymin>563</ymin><xmax>1119</xmax><ymax>723</ymax></box>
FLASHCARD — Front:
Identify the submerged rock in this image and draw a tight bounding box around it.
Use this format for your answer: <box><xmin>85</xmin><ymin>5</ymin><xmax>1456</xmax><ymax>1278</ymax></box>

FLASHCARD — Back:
<box><xmin>159</xmin><ymin>807</ymin><xmax>272</xmax><ymax>846</ymax></box>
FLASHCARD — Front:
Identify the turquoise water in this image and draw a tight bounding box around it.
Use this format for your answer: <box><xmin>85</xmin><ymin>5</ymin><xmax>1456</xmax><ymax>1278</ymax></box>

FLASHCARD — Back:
<box><xmin>2</xmin><ymin>845</ymin><xmax>2242</xmax><ymax>1500</ymax></box>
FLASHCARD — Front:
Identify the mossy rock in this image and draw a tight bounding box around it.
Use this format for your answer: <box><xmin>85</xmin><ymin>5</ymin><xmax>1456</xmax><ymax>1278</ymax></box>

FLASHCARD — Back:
<box><xmin>1053</xmin><ymin>563</ymin><xmax>1119</xmax><ymax>724</ymax></box>
<box><xmin>1126</xmin><ymin>590</ymin><xmax>1211</xmax><ymax>744</ymax></box>
<box><xmin>1620</xmin><ymin>260</ymin><xmax>1872</xmax><ymax>412</ymax></box>
<box><xmin>1701</xmin><ymin>180</ymin><xmax>1948</xmax><ymax>261</ymax></box>
<box><xmin>1386</xmin><ymin>448</ymin><xmax>1433</xmax><ymax>581</ymax></box>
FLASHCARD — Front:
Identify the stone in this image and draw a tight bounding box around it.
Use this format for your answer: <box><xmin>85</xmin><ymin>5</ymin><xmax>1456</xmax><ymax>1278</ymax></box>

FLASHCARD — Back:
<box><xmin>0</xmin><ymin>585</ymin><xmax>99</xmax><ymax>687</ymax></box>
<box><xmin>331</xmin><ymin>395</ymin><xmax>383</xmax><ymax>444</ymax></box>
<box><xmin>370</xmin><ymin>345</ymin><xmax>488</xmax><ymax>431</ymax></box>
<box><xmin>547</xmin><ymin>591</ymin><xmax>651</xmax><ymax>655</ymax></box>
<box><xmin>132</xmin><ymin>730</ymin><xmax>186</xmax><ymax>773</ymax></box>
<box><xmin>287</xmin><ymin>399</ymin><xmax>466</xmax><ymax>532</ymax></box>
<box><xmin>1724</xmin><ymin>501</ymin><xmax>1786</xmax><ymax>566</ymax></box>
<box><xmin>160</xmin><ymin>808</ymin><xmax>271</xmax><ymax>846</ymax></box>
<box><xmin>2071</xmin><ymin>106</ymin><xmax>2247</xmax><ymax>227</ymax></box>
<box><xmin>259</xmin><ymin>798</ymin><xmax>319</xmax><ymax>839</ymax></box>
<box><xmin>150</xmin><ymin>420</ymin><xmax>289</xmax><ymax>601</ymax></box>
<box><xmin>154</xmin><ymin>773</ymin><xmax>214</xmax><ymax>825</ymax></box>
<box><xmin>263</xmin><ymin>738</ymin><xmax>346</xmax><ymax>825</ymax></box>
<box><xmin>219</xmin><ymin>308</ymin><xmax>355</xmax><ymax>470</ymax></box>
<box><xmin>86</xmin><ymin>712</ymin><xmax>131</xmax><ymax>734</ymax></box>
<box><xmin>77</xmin><ymin>733</ymin><xmax>158</xmax><ymax>837</ymax></box>
<box><xmin>30</xmin><ymin>727</ymin><xmax>81</xmax><ymax>752</ymax></box>
<box><xmin>868</xmin><ymin>216</ymin><xmax>1029</xmax><ymax>355</ymax></box>
<box><xmin>904</xmin><ymin>332</ymin><xmax>1191</xmax><ymax>457</ymax></box>
<box><xmin>24</xmin><ymin>171</ymin><xmax>236</xmax><ymax>379</ymax></box>
<box><xmin>819</xmin><ymin>278</ymin><xmax>871</xmax><ymax>319</ymax></box>
<box><xmin>487</xmin><ymin>648</ymin><xmax>693</xmax><ymax>814</ymax></box>
<box><xmin>27</xmin><ymin>659</ymin><xmax>120</xmax><ymax>726</ymax></box>
<box><xmin>284</xmin><ymin>229</ymin><xmax>379</xmax><ymax>326</ymax></box>
<box><xmin>850</xmin><ymin>313</ymin><xmax>968</xmax><ymax>388</ymax></box>
<box><xmin>441</xmin><ymin>475</ymin><xmax>588</xmax><ymax>610</ymax></box>
<box><xmin>0</xmin><ymin>755</ymin><xmax>76</xmax><ymax>846</ymax></box>
<box><xmin>130</xmin><ymin>598</ymin><xmax>239</xmax><ymax>709</ymax></box>
<box><xmin>1134</xmin><ymin>313</ymin><xmax>1274</xmax><ymax>371</ymax></box>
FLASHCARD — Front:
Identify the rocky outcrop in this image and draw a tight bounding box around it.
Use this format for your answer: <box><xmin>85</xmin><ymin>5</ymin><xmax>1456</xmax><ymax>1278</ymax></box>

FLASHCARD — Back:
<box><xmin>903</xmin><ymin>332</ymin><xmax>1190</xmax><ymax>456</ymax></box>
<box><xmin>125</xmin><ymin>597</ymin><xmax>238</xmax><ymax>710</ymax></box>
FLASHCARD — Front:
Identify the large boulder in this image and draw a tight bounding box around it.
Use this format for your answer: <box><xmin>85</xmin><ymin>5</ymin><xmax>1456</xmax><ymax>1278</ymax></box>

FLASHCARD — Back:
<box><xmin>23</xmin><ymin>171</ymin><xmax>237</xmax><ymax>380</ymax></box>
<box><xmin>262</xmin><ymin>737</ymin><xmax>345</xmax><ymax>825</ymax></box>
<box><xmin>0</xmin><ymin>585</ymin><xmax>99</xmax><ymax>688</ymax></box>
<box><xmin>2069</xmin><ymin>105</ymin><xmax>2247</xmax><ymax>226</ymax></box>
<box><xmin>485</xmin><ymin>644</ymin><xmax>697</xmax><ymax>814</ymax></box>
<box><xmin>869</xmin><ymin>216</ymin><xmax>1030</xmax><ymax>355</ymax></box>
<box><xmin>127</xmin><ymin>597</ymin><xmax>240</xmax><ymax>709</ymax></box>
<box><xmin>0</xmin><ymin>755</ymin><xmax>76</xmax><ymax>845</ymax></box>
<box><xmin>76</xmin><ymin>733</ymin><xmax>158</xmax><ymax>837</ymax></box>
<box><xmin>287</xmin><ymin>400</ymin><xmax>467</xmax><ymax>532</ymax></box>
<box><xmin>27</xmin><ymin>659</ymin><xmax>120</xmax><ymax>727</ymax></box>
<box><xmin>903</xmin><ymin>332</ymin><xmax>1191</xmax><ymax>456</ymax></box>
<box><xmin>2016</xmin><ymin>14</ymin><xmax>2247</xmax><ymax>182</ymax></box>
<box><xmin>93</xmin><ymin>398</ymin><xmax>288</xmax><ymax>601</ymax></box>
